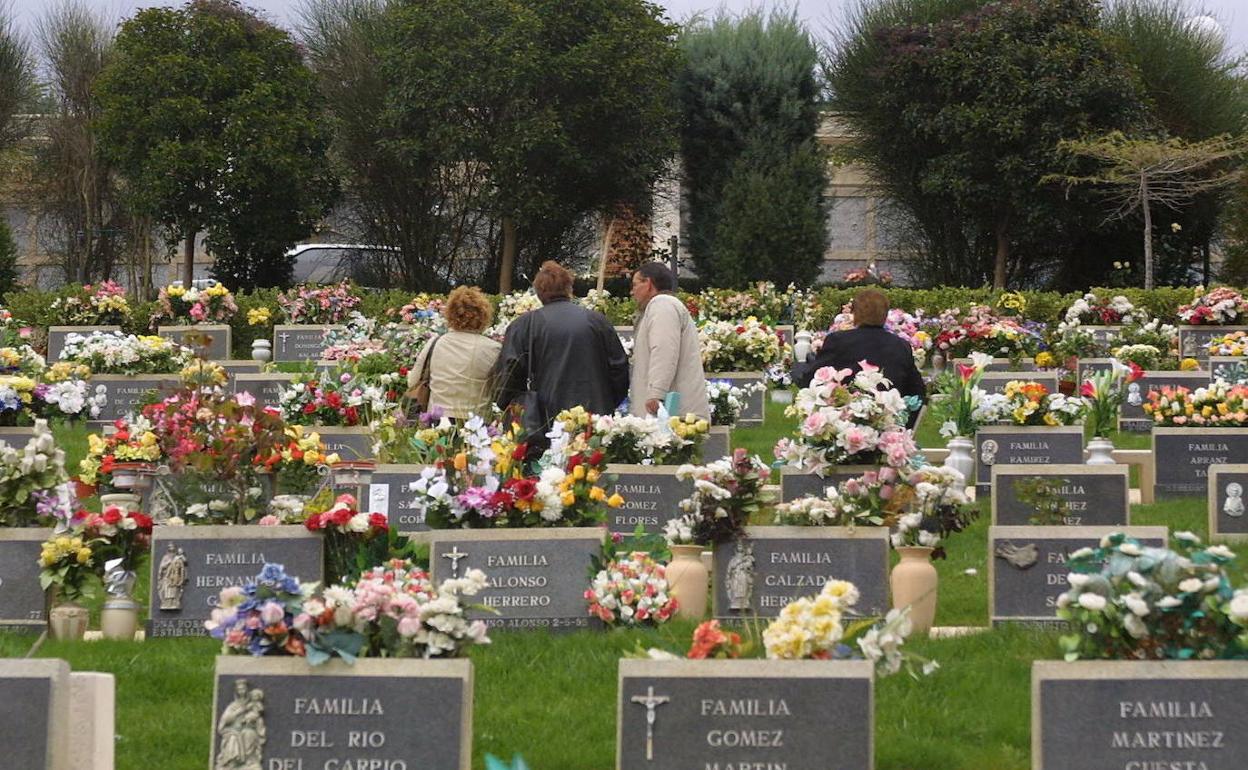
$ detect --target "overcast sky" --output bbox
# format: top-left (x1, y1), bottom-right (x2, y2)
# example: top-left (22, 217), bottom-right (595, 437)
top-left (7, 0), bottom-right (1245, 56)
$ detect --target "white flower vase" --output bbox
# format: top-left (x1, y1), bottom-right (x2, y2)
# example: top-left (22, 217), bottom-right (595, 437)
top-left (1086, 436), bottom-right (1116, 465)
top-left (251, 338), bottom-right (272, 363)
top-left (943, 436), bottom-right (975, 486)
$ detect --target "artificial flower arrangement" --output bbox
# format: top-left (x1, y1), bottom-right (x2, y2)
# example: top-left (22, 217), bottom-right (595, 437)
top-left (1110, 343), bottom-right (1164, 370)
top-left (206, 560), bottom-right (491, 663)
top-left (556, 408), bottom-right (709, 466)
top-left (49, 281), bottom-right (130, 325)
top-left (773, 362), bottom-right (917, 475)
top-left (321, 311), bottom-right (431, 366)
top-left (277, 281), bottom-right (362, 324)
top-left (1081, 360), bottom-right (1143, 437)
top-left (253, 423), bottom-right (339, 496)
top-left (827, 305), bottom-right (932, 367)
top-left (1207, 330), bottom-right (1248, 357)
top-left (706, 379), bottom-right (765, 426)
top-left (585, 551), bottom-right (678, 627)
top-left (1062, 292), bottom-right (1142, 326)
top-left (79, 504), bottom-right (154, 574)
top-left (247, 307), bottom-right (272, 326)
top-left (58, 331), bottom-right (192, 375)
top-left (489, 291), bottom-right (543, 338)
top-left (303, 493), bottom-right (389, 584)
top-left (38, 531), bottom-right (99, 603)
top-left (578, 288), bottom-right (613, 315)
top-left (391, 292), bottom-right (447, 325)
top-left (696, 282), bottom-right (796, 326)
top-left (0, 420), bottom-right (70, 526)
top-left (78, 415), bottom-right (164, 493)
top-left (932, 352), bottom-right (992, 439)
top-left (699, 317), bottom-right (783, 373)
top-left (929, 304), bottom-right (1041, 362)
top-left (1056, 532), bottom-right (1248, 661)
top-left (972, 380), bottom-right (1086, 427)
top-left (1142, 380), bottom-right (1248, 427)
top-left (0, 308), bottom-right (34, 348)
top-left (278, 364), bottom-right (402, 427)
top-left (0, 349), bottom-right (105, 425)
top-left (668, 449), bottom-right (770, 546)
top-left (1177, 286), bottom-right (1248, 325)
top-left (843, 262), bottom-right (893, 286)
top-left (150, 281), bottom-right (238, 325)
top-left (1118, 317), bottom-right (1179, 352)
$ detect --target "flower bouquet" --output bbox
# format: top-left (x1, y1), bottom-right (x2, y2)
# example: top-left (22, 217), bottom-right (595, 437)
top-left (254, 424), bottom-right (338, 495)
top-left (0, 420), bottom-right (69, 526)
top-left (79, 416), bottom-right (164, 493)
top-left (80, 505), bottom-right (154, 575)
top-left (38, 531), bottom-right (99, 603)
top-left (1110, 343), bottom-right (1164, 370)
top-left (1178, 287), bottom-right (1248, 325)
top-left (206, 563), bottom-right (310, 656)
top-left (278, 368), bottom-right (400, 427)
top-left (1056, 532), bottom-right (1248, 661)
top-left (392, 293), bottom-right (447, 325)
top-left (699, 317), bottom-right (782, 372)
top-left (672, 449), bottom-right (770, 545)
top-left (151, 282), bottom-right (238, 325)
top-left (706, 379), bottom-right (764, 427)
top-left (49, 282), bottom-right (130, 325)
top-left (277, 281), bottom-right (362, 324)
top-left (773, 362), bottom-right (916, 475)
top-left (0, 372), bottom-right (106, 425)
top-left (0, 309), bottom-right (34, 348)
top-left (563, 411), bottom-right (709, 466)
top-left (303, 494), bottom-right (389, 584)
top-left (974, 380), bottom-right (1085, 426)
top-left (59, 331), bottom-right (192, 375)
top-left (1143, 381), bottom-right (1248, 427)
top-left (933, 353), bottom-right (991, 439)
top-left (1063, 292), bottom-right (1142, 326)
top-left (1207, 330), bottom-right (1248, 357)
top-left (930, 304), bottom-right (1041, 362)
top-left (1081, 361), bottom-right (1143, 437)
top-left (585, 551), bottom-right (678, 627)
top-left (686, 620), bottom-right (745, 659)
top-left (489, 291), bottom-right (543, 338)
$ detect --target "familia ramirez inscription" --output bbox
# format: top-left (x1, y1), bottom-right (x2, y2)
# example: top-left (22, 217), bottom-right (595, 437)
top-left (975, 426), bottom-right (1084, 494)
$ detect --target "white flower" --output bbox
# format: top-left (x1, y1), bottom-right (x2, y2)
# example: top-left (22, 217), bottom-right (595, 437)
top-left (1123, 593), bottom-right (1150, 617)
top-left (1123, 612), bottom-right (1149, 639)
top-left (1066, 573), bottom-right (1091, 587)
top-left (1206, 545), bottom-right (1236, 560)
top-left (1156, 596), bottom-right (1183, 609)
top-left (1178, 578), bottom-right (1204, 594)
top-left (1077, 593), bottom-right (1107, 611)
top-left (1228, 591), bottom-right (1248, 621)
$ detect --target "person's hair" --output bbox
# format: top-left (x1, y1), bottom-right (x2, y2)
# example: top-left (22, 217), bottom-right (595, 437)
top-left (635, 262), bottom-right (675, 292)
top-left (444, 286), bottom-right (493, 332)
top-left (852, 288), bottom-right (889, 326)
top-left (533, 260), bottom-right (574, 304)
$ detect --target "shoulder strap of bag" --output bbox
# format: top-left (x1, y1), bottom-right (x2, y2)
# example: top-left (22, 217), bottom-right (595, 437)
top-left (419, 334), bottom-right (442, 385)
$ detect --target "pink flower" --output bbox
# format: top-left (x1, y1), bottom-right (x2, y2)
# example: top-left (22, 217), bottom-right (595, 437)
top-left (879, 484), bottom-right (894, 500)
top-left (803, 411), bottom-right (828, 434)
top-left (260, 601), bottom-right (284, 626)
top-left (257, 515), bottom-right (280, 526)
top-left (235, 391), bottom-right (256, 407)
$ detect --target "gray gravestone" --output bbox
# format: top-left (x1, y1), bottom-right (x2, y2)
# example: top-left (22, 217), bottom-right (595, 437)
top-left (147, 525), bottom-right (323, 638)
top-left (974, 426), bottom-right (1084, 494)
top-left (47, 325), bottom-right (120, 362)
top-left (314, 427), bottom-right (376, 461)
top-left (233, 373), bottom-right (296, 410)
top-left (89, 375), bottom-right (181, 423)
top-left (215, 361), bottom-right (261, 387)
top-left (0, 659), bottom-right (70, 770)
top-left (213, 657), bottom-right (472, 770)
top-left (617, 658), bottom-right (873, 770)
top-left (428, 528), bottom-right (601, 631)
top-left (1120, 371), bottom-right (1212, 431)
top-left (1153, 428), bottom-right (1248, 497)
top-left (992, 465), bottom-right (1130, 526)
top-left (1210, 356), bottom-right (1248, 384)
top-left (706, 372), bottom-right (765, 425)
top-left (779, 466), bottom-right (879, 502)
top-left (0, 426), bottom-right (36, 449)
top-left (989, 525), bottom-right (1166, 625)
top-left (952, 357), bottom-right (1036, 373)
top-left (977, 371), bottom-right (1060, 396)
top-left (1033, 660), bottom-right (1248, 770)
top-left (1086, 326), bottom-right (1123, 347)
top-left (703, 426), bottom-right (730, 462)
top-left (367, 464), bottom-right (431, 534)
top-left (1074, 358), bottom-right (1117, 384)
top-left (156, 325), bottom-right (232, 361)
top-left (0, 529), bottom-right (51, 631)
top-left (272, 325), bottom-right (342, 363)
top-left (1209, 464), bottom-right (1248, 541)
top-left (712, 526), bottom-right (890, 619)
top-left (1177, 325), bottom-right (1248, 360)
top-left (607, 465), bottom-right (694, 534)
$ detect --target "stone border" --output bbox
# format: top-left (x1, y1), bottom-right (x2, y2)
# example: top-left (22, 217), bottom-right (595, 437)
top-left (0, 658), bottom-right (69, 770)
top-left (990, 464), bottom-right (1130, 526)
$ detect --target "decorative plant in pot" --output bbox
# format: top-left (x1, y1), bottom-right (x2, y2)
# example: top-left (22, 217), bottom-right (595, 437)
top-left (302, 493), bottom-right (390, 585)
top-left (584, 549), bottom-right (679, 628)
top-left (80, 504), bottom-right (154, 639)
top-left (554, 407), bottom-right (710, 466)
top-left (0, 419), bottom-right (72, 527)
top-left (1080, 360), bottom-right (1143, 463)
top-left (78, 415), bottom-right (165, 511)
top-left (38, 530), bottom-right (99, 640)
top-left (932, 351), bottom-right (994, 482)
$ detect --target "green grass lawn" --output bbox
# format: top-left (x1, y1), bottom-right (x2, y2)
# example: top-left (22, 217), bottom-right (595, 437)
top-left (2, 405), bottom-right (1231, 769)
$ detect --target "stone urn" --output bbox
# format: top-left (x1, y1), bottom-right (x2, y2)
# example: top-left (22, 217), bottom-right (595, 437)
top-left (666, 544), bottom-right (710, 621)
top-left (1086, 436), bottom-right (1116, 465)
top-left (251, 338), bottom-right (272, 363)
top-left (98, 493), bottom-right (141, 513)
top-left (890, 546), bottom-right (938, 634)
top-left (100, 562), bottom-right (139, 641)
top-left (48, 602), bottom-right (89, 641)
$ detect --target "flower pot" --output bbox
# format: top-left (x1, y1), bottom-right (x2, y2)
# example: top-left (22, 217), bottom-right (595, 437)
top-left (100, 598), bottom-right (140, 641)
top-left (942, 436), bottom-right (974, 486)
top-left (890, 546), bottom-right (938, 634)
top-left (99, 493), bottom-right (141, 513)
top-left (1086, 436), bottom-right (1116, 465)
top-left (666, 544), bottom-right (709, 621)
top-left (48, 602), bottom-right (89, 641)
top-left (73, 478), bottom-right (97, 501)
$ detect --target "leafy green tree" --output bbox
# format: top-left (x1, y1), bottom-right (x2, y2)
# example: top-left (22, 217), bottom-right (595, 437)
top-left (0, 219), bottom-right (19, 296)
top-left (95, 0), bottom-right (335, 289)
top-left (827, 0), bottom-right (1146, 287)
top-left (0, 4), bottom-right (35, 152)
top-left (677, 9), bottom-right (827, 288)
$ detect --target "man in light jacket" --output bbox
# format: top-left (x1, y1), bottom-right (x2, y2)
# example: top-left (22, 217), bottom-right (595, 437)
top-left (628, 262), bottom-right (710, 420)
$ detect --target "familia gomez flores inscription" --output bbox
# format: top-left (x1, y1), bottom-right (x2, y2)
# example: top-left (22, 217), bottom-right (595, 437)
top-left (428, 528), bottom-right (601, 631)
top-left (1153, 428), bottom-right (1248, 497)
top-left (975, 426), bottom-right (1084, 493)
top-left (617, 658), bottom-right (873, 770)
top-left (213, 657), bottom-right (472, 770)
top-left (607, 465), bottom-right (694, 534)
top-left (147, 526), bottom-right (323, 638)
top-left (1032, 660), bottom-right (1248, 770)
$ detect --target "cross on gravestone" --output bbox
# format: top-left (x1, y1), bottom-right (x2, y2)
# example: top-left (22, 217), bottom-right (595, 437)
top-left (442, 546), bottom-right (467, 578)
top-left (279, 332), bottom-right (290, 354)
top-left (630, 686), bottom-right (670, 761)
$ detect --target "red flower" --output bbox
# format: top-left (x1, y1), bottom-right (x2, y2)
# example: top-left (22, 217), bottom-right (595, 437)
top-left (368, 513), bottom-right (388, 531)
top-left (304, 515), bottom-right (323, 531)
top-left (512, 443), bottom-right (527, 461)
top-left (956, 363), bottom-right (976, 382)
top-left (589, 450), bottom-right (605, 467)
top-left (1079, 381), bottom-right (1096, 398)
top-left (101, 507), bottom-right (123, 526)
top-left (508, 478), bottom-right (537, 501)
top-left (1127, 362), bottom-right (1144, 382)
top-left (130, 512), bottom-right (154, 531)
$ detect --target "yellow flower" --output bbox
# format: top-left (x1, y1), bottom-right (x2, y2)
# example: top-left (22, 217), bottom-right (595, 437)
top-left (247, 307), bottom-right (272, 326)
top-left (453, 452), bottom-right (468, 471)
top-left (589, 486), bottom-right (606, 502)
top-left (167, 285), bottom-right (187, 298)
top-left (695, 419), bottom-right (709, 433)
top-left (572, 464), bottom-right (586, 481)
top-left (1034, 352), bottom-right (1056, 368)
top-left (587, 469), bottom-right (600, 484)
top-left (304, 450), bottom-right (321, 465)
top-left (76, 548), bottom-right (92, 565)
top-left (325, 453), bottom-right (341, 465)
top-left (607, 493), bottom-right (624, 508)
top-left (1180, 358), bottom-right (1199, 371)
top-left (561, 491), bottom-right (576, 507)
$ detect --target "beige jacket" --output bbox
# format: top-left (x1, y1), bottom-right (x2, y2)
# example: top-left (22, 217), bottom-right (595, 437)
top-left (408, 331), bottom-right (502, 419)
top-left (629, 293), bottom-right (710, 420)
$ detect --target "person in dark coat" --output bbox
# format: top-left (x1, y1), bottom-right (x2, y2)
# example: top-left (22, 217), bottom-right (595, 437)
top-left (494, 261), bottom-right (630, 452)
top-left (792, 288), bottom-right (926, 428)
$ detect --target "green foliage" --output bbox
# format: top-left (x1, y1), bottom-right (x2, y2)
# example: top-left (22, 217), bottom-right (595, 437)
top-left (95, 0), bottom-right (336, 291)
top-left (0, 218), bottom-right (19, 297)
top-left (0, 4), bottom-right (35, 152)
top-left (677, 9), bottom-right (827, 288)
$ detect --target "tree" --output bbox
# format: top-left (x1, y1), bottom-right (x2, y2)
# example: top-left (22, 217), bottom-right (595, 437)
top-left (95, 0), bottom-right (336, 289)
top-left (677, 9), bottom-right (828, 288)
top-left (827, 0), bottom-right (1146, 287)
top-left (1047, 132), bottom-right (1247, 289)
top-left (0, 2), bottom-right (35, 153)
top-left (0, 218), bottom-right (19, 296)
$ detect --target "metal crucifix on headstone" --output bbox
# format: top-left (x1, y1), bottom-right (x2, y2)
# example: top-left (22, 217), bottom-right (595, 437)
top-left (630, 685), bottom-right (670, 761)
top-left (442, 546), bottom-right (467, 578)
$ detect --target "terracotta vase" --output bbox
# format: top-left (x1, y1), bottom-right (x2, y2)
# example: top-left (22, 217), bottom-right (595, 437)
top-left (48, 602), bottom-right (90, 641)
top-left (666, 545), bottom-right (709, 621)
top-left (890, 546), bottom-right (938, 634)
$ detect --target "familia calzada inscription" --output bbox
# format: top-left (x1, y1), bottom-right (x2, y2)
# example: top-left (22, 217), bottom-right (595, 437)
top-left (1032, 660), bottom-right (1248, 770)
top-left (1153, 428), bottom-right (1248, 497)
top-left (991, 465), bottom-right (1130, 526)
top-left (711, 527), bottom-right (890, 620)
top-left (428, 528), bottom-right (601, 631)
top-left (975, 426), bottom-right (1084, 494)
top-left (212, 657), bottom-right (473, 770)
top-left (147, 526), bottom-right (322, 638)
top-left (607, 465), bottom-right (694, 534)
top-left (617, 658), bottom-right (873, 770)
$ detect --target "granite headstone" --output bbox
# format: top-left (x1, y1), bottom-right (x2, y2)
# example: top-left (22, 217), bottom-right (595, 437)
top-left (0, 658), bottom-right (70, 770)
top-left (978, 371), bottom-right (1060, 396)
top-left (1208, 464), bottom-right (1248, 541)
top-left (703, 426), bottom-right (731, 462)
top-left (706, 372), bottom-right (766, 425)
top-left (233, 373), bottom-right (296, 410)
top-left (778, 466), bottom-right (879, 502)
top-left (366, 464), bottom-right (431, 534)
top-left (1074, 358), bottom-right (1117, 384)
top-left (47, 325), bottom-right (120, 362)
top-left (974, 426), bottom-right (1085, 494)
top-left (156, 325), bottom-right (232, 361)
top-left (952, 357), bottom-right (1036, 373)
top-left (992, 465), bottom-right (1130, 526)
top-left (1153, 427), bottom-right (1248, 497)
top-left (1120, 370), bottom-right (1212, 431)
top-left (0, 528), bottom-right (51, 631)
top-left (1177, 325), bottom-right (1248, 361)
top-left (607, 465), bottom-right (695, 534)
top-left (314, 426), bottom-right (376, 461)
top-left (272, 325), bottom-right (343, 363)
top-left (89, 375), bottom-right (181, 423)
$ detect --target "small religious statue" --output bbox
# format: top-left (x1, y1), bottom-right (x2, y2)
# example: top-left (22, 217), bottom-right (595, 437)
top-left (157, 544), bottom-right (189, 611)
top-left (725, 540), bottom-right (756, 612)
top-left (1126, 382), bottom-right (1143, 407)
top-left (1225, 483), bottom-right (1245, 518)
top-left (216, 679), bottom-right (266, 770)
top-left (979, 439), bottom-right (998, 467)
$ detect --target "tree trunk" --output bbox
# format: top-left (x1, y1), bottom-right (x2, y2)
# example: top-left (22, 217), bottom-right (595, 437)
top-left (183, 229), bottom-right (196, 287)
top-left (993, 218), bottom-right (1009, 289)
top-left (596, 216), bottom-right (616, 291)
top-left (499, 217), bottom-right (516, 294)
top-left (1141, 180), bottom-right (1154, 290)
